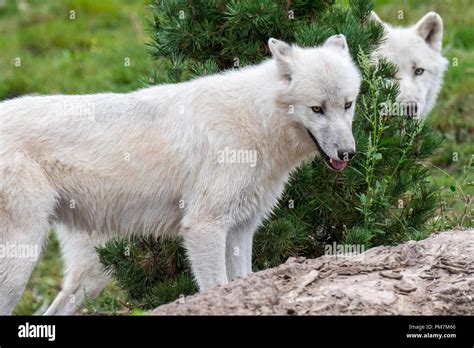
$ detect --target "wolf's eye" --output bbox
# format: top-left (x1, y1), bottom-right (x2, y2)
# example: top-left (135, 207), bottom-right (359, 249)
top-left (414, 68), bottom-right (424, 76)
top-left (311, 106), bottom-right (324, 114)
top-left (344, 101), bottom-right (353, 110)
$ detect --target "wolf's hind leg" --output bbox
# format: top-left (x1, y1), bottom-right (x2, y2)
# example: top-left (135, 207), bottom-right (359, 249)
top-left (0, 221), bottom-right (50, 315)
top-left (44, 226), bottom-right (110, 315)
top-left (0, 154), bottom-right (56, 315)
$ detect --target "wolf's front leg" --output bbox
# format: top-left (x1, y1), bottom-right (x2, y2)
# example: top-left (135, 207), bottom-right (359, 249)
top-left (180, 220), bottom-right (228, 291)
top-left (225, 218), bottom-right (259, 281)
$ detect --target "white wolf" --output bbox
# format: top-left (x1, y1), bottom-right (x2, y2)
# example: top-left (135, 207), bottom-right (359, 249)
top-left (370, 11), bottom-right (448, 119)
top-left (0, 35), bottom-right (361, 315)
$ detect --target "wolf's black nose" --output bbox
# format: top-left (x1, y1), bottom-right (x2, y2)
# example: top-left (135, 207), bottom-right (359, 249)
top-left (338, 150), bottom-right (355, 161)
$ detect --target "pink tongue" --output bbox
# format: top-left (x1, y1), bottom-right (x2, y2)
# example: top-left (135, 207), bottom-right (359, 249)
top-left (330, 159), bottom-right (347, 170)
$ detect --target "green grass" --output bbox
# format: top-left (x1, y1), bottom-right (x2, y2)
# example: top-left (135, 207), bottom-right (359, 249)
top-left (0, 0), bottom-right (155, 98)
top-left (1, 0), bottom-right (472, 315)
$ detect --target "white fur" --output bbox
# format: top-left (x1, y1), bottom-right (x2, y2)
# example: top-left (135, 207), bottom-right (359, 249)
top-left (0, 35), bottom-right (360, 315)
top-left (371, 11), bottom-right (448, 118)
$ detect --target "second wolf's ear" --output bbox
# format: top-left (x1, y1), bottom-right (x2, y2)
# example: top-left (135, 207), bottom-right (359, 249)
top-left (323, 34), bottom-right (349, 53)
top-left (414, 12), bottom-right (444, 51)
top-left (369, 11), bottom-right (384, 25)
top-left (268, 38), bottom-right (294, 81)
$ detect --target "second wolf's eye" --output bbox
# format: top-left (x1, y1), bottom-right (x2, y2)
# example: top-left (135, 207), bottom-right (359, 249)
top-left (311, 106), bottom-right (324, 114)
top-left (414, 68), bottom-right (424, 76)
top-left (344, 101), bottom-right (353, 110)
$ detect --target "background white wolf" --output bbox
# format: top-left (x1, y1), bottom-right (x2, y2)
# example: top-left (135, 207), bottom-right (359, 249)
top-left (371, 11), bottom-right (448, 119)
top-left (0, 34), bottom-right (361, 315)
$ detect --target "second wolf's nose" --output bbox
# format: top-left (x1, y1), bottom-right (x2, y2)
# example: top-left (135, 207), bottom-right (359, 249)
top-left (338, 150), bottom-right (355, 161)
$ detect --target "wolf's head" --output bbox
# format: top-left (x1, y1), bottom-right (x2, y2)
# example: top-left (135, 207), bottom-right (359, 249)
top-left (269, 35), bottom-right (361, 172)
top-left (371, 12), bottom-right (448, 119)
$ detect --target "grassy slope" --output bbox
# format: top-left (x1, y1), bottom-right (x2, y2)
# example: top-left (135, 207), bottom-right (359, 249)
top-left (0, 0), bottom-right (154, 97)
top-left (0, 0), bottom-right (471, 314)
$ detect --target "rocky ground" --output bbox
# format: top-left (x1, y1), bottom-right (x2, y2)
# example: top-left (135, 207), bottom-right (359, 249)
top-left (153, 229), bottom-right (473, 315)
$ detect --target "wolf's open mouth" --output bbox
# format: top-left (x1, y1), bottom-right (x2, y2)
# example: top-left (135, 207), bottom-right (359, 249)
top-left (306, 129), bottom-right (347, 172)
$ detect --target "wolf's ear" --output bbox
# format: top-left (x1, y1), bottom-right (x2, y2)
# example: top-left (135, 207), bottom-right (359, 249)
top-left (369, 11), bottom-right (384, 25)
top-left (414, 12), bottom-right (443, 51)
top-left (323, 34), bottom-right (349, 52)
top-left (268, 38), bottom-right (294, 81)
